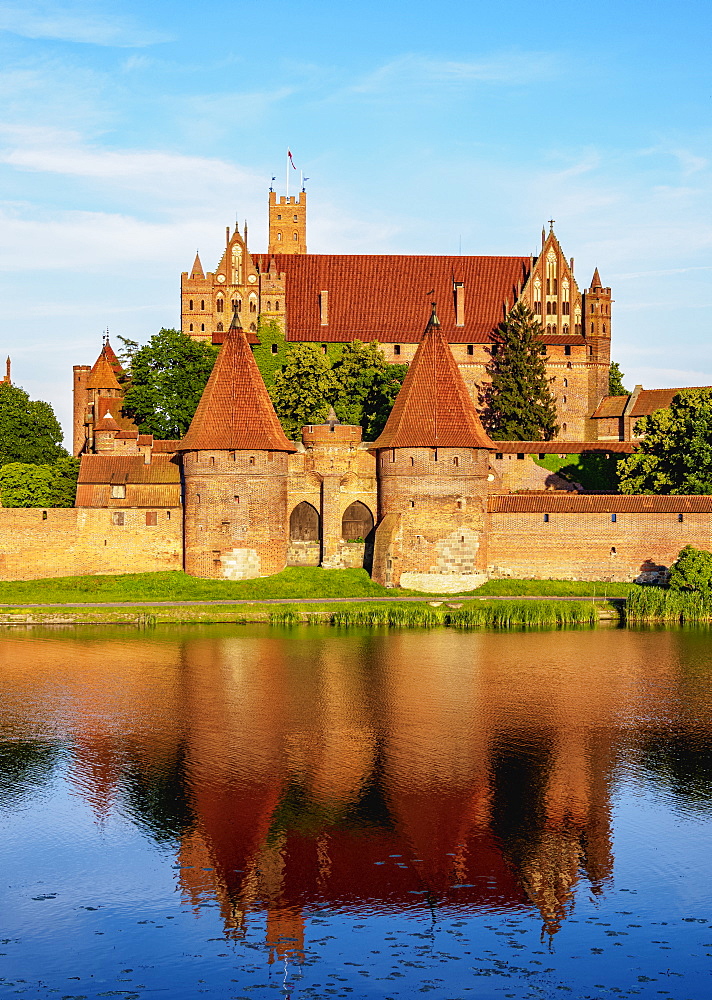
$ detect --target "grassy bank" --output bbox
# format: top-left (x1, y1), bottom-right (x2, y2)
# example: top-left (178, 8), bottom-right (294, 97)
top-left (0, 598), bottom-right (616, 629)
top-left (0, 567), bottom-right (633, 605)
top-left (626, 587), bottom-right (712, 623)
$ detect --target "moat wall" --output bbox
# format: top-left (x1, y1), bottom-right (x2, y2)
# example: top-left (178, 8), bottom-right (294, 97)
top-left (0, 508), bottom-right (182, 581)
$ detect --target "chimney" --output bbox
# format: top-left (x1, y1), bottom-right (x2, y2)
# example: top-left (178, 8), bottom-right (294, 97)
top-left (319, 290), bottom-right (329, 327)
top-left (454, 282), bottom-right (464, 327)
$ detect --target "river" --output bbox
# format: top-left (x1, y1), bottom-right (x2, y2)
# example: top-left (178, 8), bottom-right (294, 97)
top-left (1, 623), bottom-right (711, 999)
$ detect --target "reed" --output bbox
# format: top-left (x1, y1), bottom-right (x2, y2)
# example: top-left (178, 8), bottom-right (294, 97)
top-left (326, 600), bottom-right (598, 629)
top-left (626, 587), bottom-right (712, 623)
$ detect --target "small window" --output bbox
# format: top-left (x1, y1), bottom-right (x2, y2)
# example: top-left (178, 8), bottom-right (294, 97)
top-left (321, 344), bottom-right (327, 354)
top-left (42, 510), bottom-right (47, 520)
top-left (196, 494), bottom-right (200, 504)
top-left (216, 299), bottom-right (223, 312)
top-left (112, 511), bottom-right (125, 526)
top-left (467, 344), bottom-right (474, 355)
top-left (591, 322), bottom-right (595, 334)
top-left (409, 500), bottom-right (415, 508)
top-left (564, 345), bottom-right (571, 356)
top-left (562, 422), bottom-right (567, 431)
top-left (201, 323), bottom-right (205, 331)
top-left (517, 453), bottom-right (525, 460)
top-left (166, 510), bottom-right (171, 520)
top-left (111, 484), bottom-right (126, 499)
top-left (563, 378), bottom-right (568, 387)
top-left (249, 456), bottom-right (255, 465)
top-left (200, 300), bottom-right (205, 310)
top-left (610, 546), bottom-right (617, 555)
top-left (210, 456), bottom-right (215, 465)
top-left (495, 452), bottom-right (503, 460)
top-left (275, 300), bottom-right (280, 310)
top-left (189, 300), bottom-right (194, 310)
top-left (391, 449), bottom-right (396, 463)
top-left (293, 232), bottom-right (298, 241)
top-left (543, 513), bottom-right (549, 523)
top-left (277, 213), bottom-right (282, 220)
top-left (250, 301), bottom-right (256, 313)
top-left (611, 513), bottom-right (617, 523)
top-left (563, 395), bottom-right (567, 404)
top-left (267, 301), bottom-right (272, 311)
top-left (410, 456), bottom-right (415, 466)
top-left (453, 456), bottom-right (459, 467)
top-left (234, 495), bottom-right (240, 503)
top-left (277, 232), bottom-right (282, 241)
top-left (393, 344), bottom-right (401, 356)
top-left (271, 344), bottom-right (278, 354)
top-left (189, 323), bottom-right (193, 332)
top-left (217, 322), bottom-right (223, 332)
top-left (146, 511), bottom-right (158, 526)
top-left (293, 214), bottom-right (298, 222)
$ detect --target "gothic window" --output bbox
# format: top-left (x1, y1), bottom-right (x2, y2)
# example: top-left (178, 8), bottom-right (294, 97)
top-left (250, 300), bottom-right (257, 313)
top-left (534, 301), bottom-right (542, 314)
top-left (217, 322), bottom-right (223, 332)
top-left (546, 301), bottom-right (552, 315)
top-left (267, 301), bottom-right (272, 311)
top-left (201, 324), bottom-right (205, 331)
top-left (201, 300), bottom-right (205, 310)
top-left (216, 298), bottom-right (224, 312)
top-left (293, 232), bottom-right (299, 241)
top-left (563, 378), bottom-right (568, 387)
top-left (603, 324), bottom-right (607, 333)
top-left (563, 323), bottom-right (569, 334)
top-left (551, 301), bottom-right (557, 315)
top-left (277, 232), bottom-right (282, 241)
top-left (189, 300), bottom-right (193, 310)
top-left (189, 323), bottom-right (193, 331)
top-left (275, 300), bottom-right (280, 310)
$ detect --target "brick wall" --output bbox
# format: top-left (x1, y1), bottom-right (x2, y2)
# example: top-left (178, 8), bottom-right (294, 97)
top-left (487, 510), bottom-right (710, 583)
top-left (0, 508), bottom-right (182, 581)
top-left (182, 450), bottom-right (290, 579)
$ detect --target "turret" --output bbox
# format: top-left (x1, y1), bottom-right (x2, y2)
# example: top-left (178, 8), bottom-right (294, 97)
top-left (178, 321), bottom-right (296, 579)
top-left (584, 267), bottom-right (613, 417)
top-left (372, 304), bottom-right (495, 591)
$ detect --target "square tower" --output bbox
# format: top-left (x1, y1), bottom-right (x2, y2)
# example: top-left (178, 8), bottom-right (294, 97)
top-left (268, 191), bottom-right (307, 255)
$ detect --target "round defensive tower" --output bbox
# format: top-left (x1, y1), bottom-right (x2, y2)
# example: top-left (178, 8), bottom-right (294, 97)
top-left (372, 305), bottom-right (495, 590)
top-left (178, 325), bottom-right (296, 579)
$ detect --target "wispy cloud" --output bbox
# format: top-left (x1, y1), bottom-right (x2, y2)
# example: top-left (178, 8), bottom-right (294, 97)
top-left (349, 51), bottom-right (560, 95)
top-left (0, 1), bottom-right (170, 47)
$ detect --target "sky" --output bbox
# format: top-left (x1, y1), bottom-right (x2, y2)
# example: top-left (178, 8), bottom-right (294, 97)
top-left (0, 0), bottom-right (710, 442)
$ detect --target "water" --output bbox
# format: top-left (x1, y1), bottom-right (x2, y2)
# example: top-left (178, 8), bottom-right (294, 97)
top-left (1, 624), bottom-right (712, 999)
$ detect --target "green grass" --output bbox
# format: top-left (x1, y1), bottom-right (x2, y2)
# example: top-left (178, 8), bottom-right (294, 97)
top-left (0, 566), bottom-right (636, 605)
top-left (533, 452), bottom-right (621, 491)
top-left (626, 587), bottom-right (712, 623)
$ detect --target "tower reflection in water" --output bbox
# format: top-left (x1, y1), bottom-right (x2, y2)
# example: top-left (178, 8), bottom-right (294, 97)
top-left (3, 625), bottom-right (710, 958)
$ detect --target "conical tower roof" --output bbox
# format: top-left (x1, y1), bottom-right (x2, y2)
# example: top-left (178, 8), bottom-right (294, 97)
top-left (373, 305), bottom-right (495, 450)
top-left (590, 267), bottom-right (603, 290)
top-left (86, 346), bottom-right (122, 391)
top-left (94, 407), bottom-right (121, 431)
top-left (191, 252), bottom-right (205, 279)
top-left (179, 325), bottom-right (296, 452)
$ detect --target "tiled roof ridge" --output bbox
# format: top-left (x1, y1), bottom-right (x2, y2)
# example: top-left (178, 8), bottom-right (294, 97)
top-left (179, 325), bottom-right (296, 452)
top-left (489, 493), bottom-right (712, 513)
top-left (373, 308), bottom-right (495, 451)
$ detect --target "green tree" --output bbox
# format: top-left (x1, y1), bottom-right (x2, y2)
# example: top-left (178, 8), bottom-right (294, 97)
top-left (331, 341), bottom-right (408, 440)
top-left (269, 344), bottom-right (341, 438)
top-left (609, 361), bottom-right (628, 396)
top-left (121, 329), bottom-right (218, 439)
top-left (0, 383), bottom-right (67, 466)
top-left (0, 463), bottom-right (54, 507)
top-left (617, 388), bottom-right (712, 494)
top-left (0, 457), bottom-right (80, 508)
top-left (668, 545), bottom-right (712, 595)
top-left (483, 302), bottom-right (559, 441)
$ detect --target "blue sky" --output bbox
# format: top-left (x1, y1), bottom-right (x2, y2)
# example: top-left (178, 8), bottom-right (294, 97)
top-left (0, 0), bottom-right (710, 440)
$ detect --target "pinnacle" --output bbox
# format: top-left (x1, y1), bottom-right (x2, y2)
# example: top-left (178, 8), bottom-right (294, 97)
top-left (591, 267), bottom-right (603, 289)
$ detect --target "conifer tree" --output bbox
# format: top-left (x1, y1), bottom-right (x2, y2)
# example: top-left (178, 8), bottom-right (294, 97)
top-left (608, 361), bottom-right (628, 396)
top-left (483, 302), bottom-right (559, 441)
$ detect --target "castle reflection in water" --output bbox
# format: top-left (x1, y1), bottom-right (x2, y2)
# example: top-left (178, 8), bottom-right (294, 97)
top-left (2, 626), bottom-right (711, 960)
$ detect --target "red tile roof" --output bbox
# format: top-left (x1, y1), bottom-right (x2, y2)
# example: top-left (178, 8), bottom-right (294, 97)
top-left (489, 493), bottom-right (712, 513)
top-left (373, 307), bottom-right (495, 450)
top-left (592, 387), bottom-right (712, 421)
top-left (254, 254), bottom-right (531, 344)
top-left (493, 441), bottom-right (635, 454)
top-left (86, 347), bottom-right (122, 391)
top-left (94, 395), bottom-right (137, 434)
top-left (152, 439), bottom-right (181, 453)
top-left (78, 454), bottom-right (180, 484)
top-left (94, 408), bottom-right (121, 432)
top-left (179, 326), bottom-right (296, 452)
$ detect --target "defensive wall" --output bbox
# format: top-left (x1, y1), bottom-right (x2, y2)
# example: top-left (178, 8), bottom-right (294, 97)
top-left (0, 508), bottom-right (182, 582)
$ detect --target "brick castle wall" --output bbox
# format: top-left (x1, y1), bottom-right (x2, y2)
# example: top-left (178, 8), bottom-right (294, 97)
top-left (0, 508), bottom-right (182, 581)
top-left (182, 450), bottom-right (290, 579)
top-left (487, 510), bottom-right (710, 583)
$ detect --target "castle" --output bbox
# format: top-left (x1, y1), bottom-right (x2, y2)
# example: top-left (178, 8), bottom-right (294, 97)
top-left (1, 187), bottom-right (710, 587)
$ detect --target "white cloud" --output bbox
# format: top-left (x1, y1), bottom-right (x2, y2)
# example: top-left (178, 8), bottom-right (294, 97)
top-left (0, 1), bottom-right (170, 47)
top-left (349, 51), bottom-right (560, 96)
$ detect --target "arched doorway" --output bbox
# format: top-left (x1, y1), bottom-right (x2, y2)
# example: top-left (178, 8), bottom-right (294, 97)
top-left (341, 501), bottom-right (374, 540)
top-left (288, 501), bottom-right (321, 566)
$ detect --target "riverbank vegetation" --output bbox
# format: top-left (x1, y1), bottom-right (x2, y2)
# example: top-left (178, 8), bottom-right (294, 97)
top-left (0, 567), bottom-right (634, 606)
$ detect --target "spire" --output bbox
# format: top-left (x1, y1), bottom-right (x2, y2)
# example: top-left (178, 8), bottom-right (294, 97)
top-left (179, 326), bottom-right (296, 452)
top-left (373, 306), bottom-right (495, 450)
top-left (590, 267), bottom-right (603, 290)
top-left (325, 405), bottom-right (339, 427)
top-left (86, 344), bottom-right (122, 391)
top-left (3, 356), bottom-right (10, 384)
top-left (191, 252), bottom-right (205, 280)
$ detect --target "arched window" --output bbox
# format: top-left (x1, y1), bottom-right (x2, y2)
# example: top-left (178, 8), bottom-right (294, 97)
top-left (591, 322), bottom-right (595, 333)
top-left (189, 299), bottom-right (194, 310)
top-left (189, 323), bottom-right (193, 331)
top-left (216, 298), bottom-right (224, 313)
top-left (217, 322), bottom-right (223, 332)
top-left (551, 301), bottom-right (557, 314)
top-left (290, 501), bottom-right (320, 541)
top-left (267, 301), bottom-right (272, 311)
top-left (563, 378), bottom-right (568, 387)
top-left (562, 423), bottom-right (567, 431)
top-left (201, 300), bottom-right (205, 310)
top-left (275, 300), bottom-right (280, 310)
top-left (293, 231), bottom-right (299, 240)
top-left (277, 232), bottom-right (282, 241)
top-left (201, 323), bottom-right (205, 331)
top-left (603, 323), bottom-right (607, 333)
top-left (546, 301), bottom-right (552, 315)
top-left (563, 324), bottom-right (569, 334)
top-left (342, 501), bottom-right (374, 541)
top-left (534, 301), bottom-right (542, 314)
top-left (250, 300), bottom-right (257, 313)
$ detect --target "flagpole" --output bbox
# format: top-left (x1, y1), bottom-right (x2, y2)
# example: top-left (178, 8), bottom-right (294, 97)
top-left (286, 150), bottom-right (289, 200)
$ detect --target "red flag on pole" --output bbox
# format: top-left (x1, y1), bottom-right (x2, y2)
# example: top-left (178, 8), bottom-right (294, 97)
top-left (288, 149), bottom-right (296, 169)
